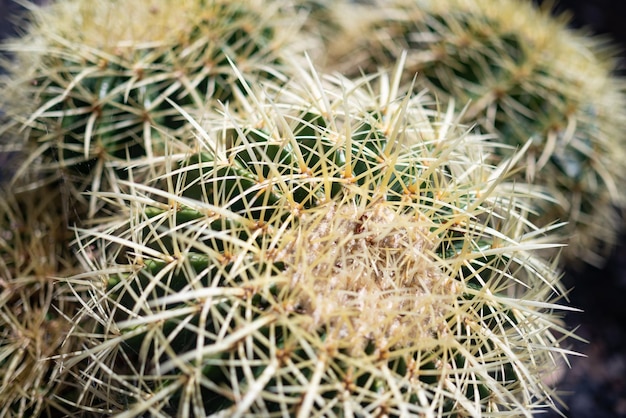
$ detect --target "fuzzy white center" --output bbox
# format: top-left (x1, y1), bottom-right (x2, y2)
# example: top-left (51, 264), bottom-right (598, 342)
top-left (279, 201), bottom-right (459, 352)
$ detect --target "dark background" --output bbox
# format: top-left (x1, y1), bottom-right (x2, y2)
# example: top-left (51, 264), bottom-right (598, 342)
top-left (0, 0), bottom-right (29, 41)
top-left (534, 0), bottom-right (626, 76)
top-left (1, 0), bottom-right (626, 417)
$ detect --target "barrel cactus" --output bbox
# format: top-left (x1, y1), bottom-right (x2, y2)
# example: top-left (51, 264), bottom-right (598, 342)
top-left (0, 186), bottom-right (78, 417)
top-left (314, 0), bottom-right (626, 265)
top-left (60, 63), bottom-right (574, 417)
top-left (0, 0), bottom-right (307, 217)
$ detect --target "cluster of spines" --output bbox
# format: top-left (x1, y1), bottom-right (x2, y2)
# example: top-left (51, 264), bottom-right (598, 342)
top-left (0, 1), bottom-right (306, 414)
top-left (0, 186), bottom-right (79, 417)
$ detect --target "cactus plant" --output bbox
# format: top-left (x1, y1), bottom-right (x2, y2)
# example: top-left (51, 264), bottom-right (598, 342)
top-left (0, 0), bottom-right (307, 218)
top-left (58, 63), bottom-right (575, 417)
top-left (314, 0), bottom-right (626, 266)
top-left (0, 186), bottom-right (79, 417)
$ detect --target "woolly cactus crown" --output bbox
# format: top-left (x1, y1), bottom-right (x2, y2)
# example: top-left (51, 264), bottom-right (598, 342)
top-left (60, 61), bottom-right (574, 417)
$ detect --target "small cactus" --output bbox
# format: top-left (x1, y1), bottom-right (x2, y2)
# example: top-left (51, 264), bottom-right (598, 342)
top-left (61, 64), bottom-right (574, 417)
top-left (0, 0), bottom-right (306, 217)
top-left (316, 0), bottom-right (626, 265)
top-left (0, 186), bottom-right (78, 417)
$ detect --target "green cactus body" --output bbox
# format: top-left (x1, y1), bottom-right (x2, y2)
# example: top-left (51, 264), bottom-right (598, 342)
top-left (64, 65), bottom-right (573, 417)
top-left (0, 0), bottom-right (305, 217)
top-left (319, 0), bottom-right (626, 265)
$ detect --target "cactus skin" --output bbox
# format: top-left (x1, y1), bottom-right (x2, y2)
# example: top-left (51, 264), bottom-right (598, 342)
top-left (318, 0), bottom-right (626, 266)
top-left (0, 0), bottom-right (304, 217)
top-left (63, 65), bottom-right (574, 417)
top-left (0, 187), bottom-right (79, 417)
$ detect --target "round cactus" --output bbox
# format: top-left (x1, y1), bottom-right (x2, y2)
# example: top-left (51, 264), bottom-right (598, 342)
top-left (0, 0), bottom-right (307, 217)
top-left (314, 0), bottom-right (626, 266)
top-left (61, 64), bottom-right (574, 416)
top-left (0, 186), bottom-right (79, 417)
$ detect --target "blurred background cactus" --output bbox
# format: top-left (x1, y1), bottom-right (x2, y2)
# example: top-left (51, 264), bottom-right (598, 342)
top-left (312, 0), bottom-right (626, 267)
top-left (0, 0), bottom-right (308, 218)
